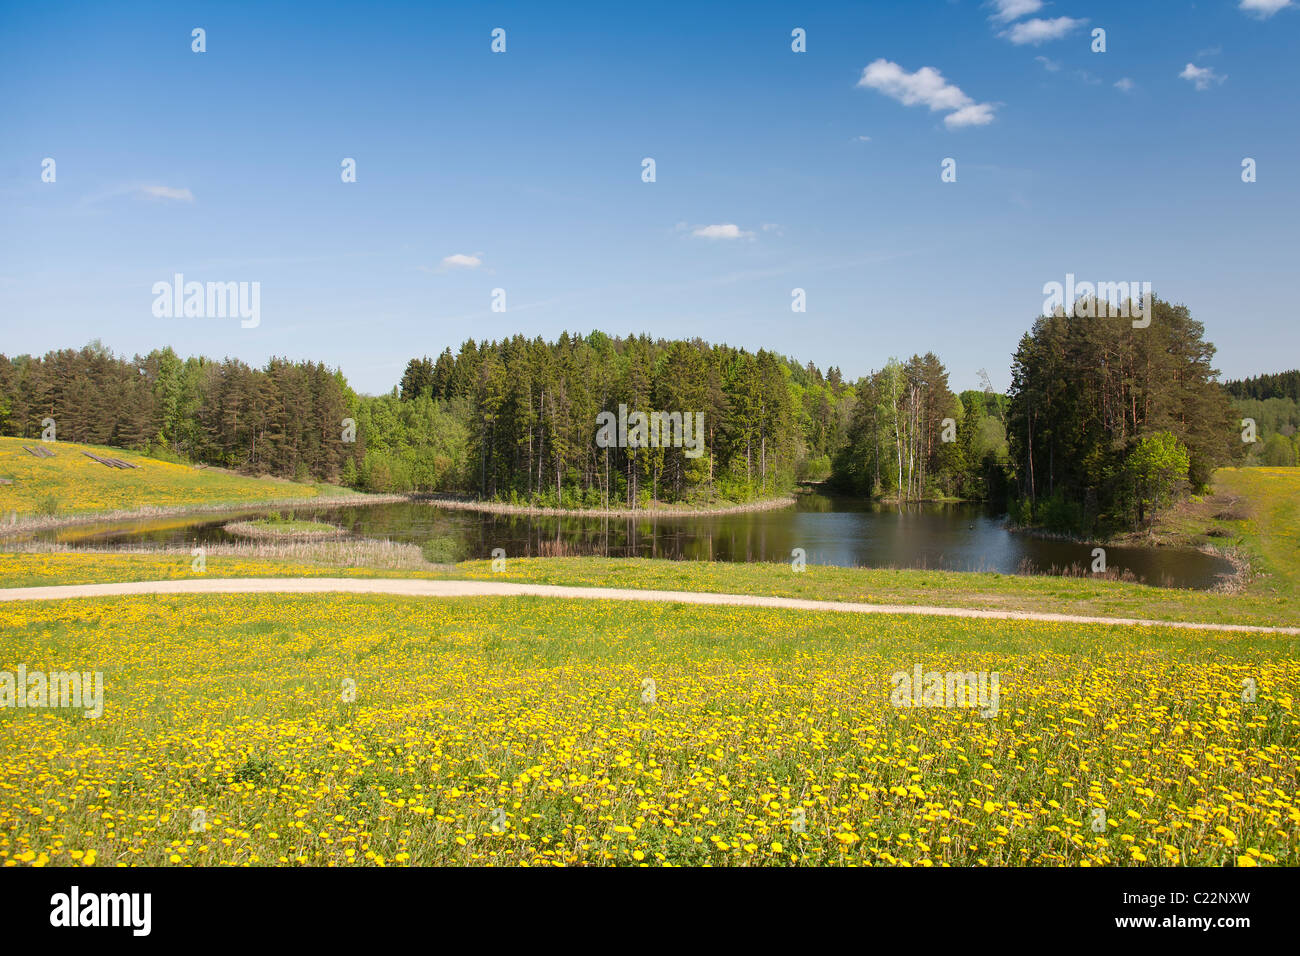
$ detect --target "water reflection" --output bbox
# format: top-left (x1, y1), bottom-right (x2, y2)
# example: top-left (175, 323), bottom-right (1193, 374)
top-left (38, 492), bottom-right (1234, 589)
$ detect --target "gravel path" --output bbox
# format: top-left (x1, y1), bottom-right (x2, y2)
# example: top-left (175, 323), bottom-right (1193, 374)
top-left (1, 577), bottom-right (1295, 634)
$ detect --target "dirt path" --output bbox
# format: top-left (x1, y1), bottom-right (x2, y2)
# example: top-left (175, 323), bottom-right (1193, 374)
top-left (1, 577), bottom-right (1295, 634)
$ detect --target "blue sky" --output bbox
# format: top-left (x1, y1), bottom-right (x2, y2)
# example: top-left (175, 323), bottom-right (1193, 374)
top-left (1, 0), bottom-right (1297, 394)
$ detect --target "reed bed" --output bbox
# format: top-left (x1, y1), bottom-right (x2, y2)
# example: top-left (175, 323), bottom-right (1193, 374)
top-left (3, 537), bottom-right (439, 571)
top-left (0, 493), bottom-right (413, 536)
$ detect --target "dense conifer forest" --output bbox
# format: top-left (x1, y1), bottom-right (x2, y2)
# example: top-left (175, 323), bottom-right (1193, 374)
top-left (2, 299), bottom-right (1288, 529)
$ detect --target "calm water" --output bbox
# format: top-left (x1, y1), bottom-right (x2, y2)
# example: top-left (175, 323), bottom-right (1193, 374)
top-left (40, 493), bottom-right (1234, 589)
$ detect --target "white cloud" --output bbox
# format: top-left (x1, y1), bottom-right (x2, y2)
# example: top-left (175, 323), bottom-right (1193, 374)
top-left (1002, 16), bottom-right (1087, 45)
top-left (136, 185), bottom-right (193, 202)
top-left (989, 0), bottom-right (1044, 21)
top-left (857, 59), bottom-right (997, 128)
top-left (854, 134), bottom-right (872, 142)
top-left (440, 253), bottom-right (482, 269)
top-left (692, 224), bottom-right (754, 240)
top-left (858, 59), bottom-right (969, 110)
top-left (1034, 55), bottom-right (1062, 72)
top-left (1239, 0), bottom-right (1292, 17)
top-left (945, 103), bottom-right (997, 128)
top-left (1180, 63), bottom-right (1226, 90)
top-left (1114, 77), bottom-right (1135, 92)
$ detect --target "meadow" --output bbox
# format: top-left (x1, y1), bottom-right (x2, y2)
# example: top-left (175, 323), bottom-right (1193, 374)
top-left (2, 465), bottom-right (1296, 867)
top-left (1, 594), bottom-right (1295, 867)
top-left (0, 436), bottom-right (326, 519)
top-left (0, 551), bottom-right (429, 589)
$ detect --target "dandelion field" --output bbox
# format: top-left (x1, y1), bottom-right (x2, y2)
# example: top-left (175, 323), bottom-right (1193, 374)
top-left (1, 594), bottom-right (1295, 867)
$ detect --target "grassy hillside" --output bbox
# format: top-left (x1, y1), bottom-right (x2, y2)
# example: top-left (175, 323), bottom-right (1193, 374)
top-left (1173, 467), bottom-right (1299, 606)
top-left (0, 436), bottom-right (323, 518)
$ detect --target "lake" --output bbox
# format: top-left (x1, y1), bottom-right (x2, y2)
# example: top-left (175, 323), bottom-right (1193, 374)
top-left (38, 492), bottom-right (1235, 590)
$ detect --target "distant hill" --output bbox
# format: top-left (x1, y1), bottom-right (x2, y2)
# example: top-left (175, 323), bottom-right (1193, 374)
top-left (1225, 370), bottom-right (1300, 402)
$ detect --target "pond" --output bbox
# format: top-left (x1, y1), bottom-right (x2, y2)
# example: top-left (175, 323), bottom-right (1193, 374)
top-left (36, 492), bottom-right (1235, 589)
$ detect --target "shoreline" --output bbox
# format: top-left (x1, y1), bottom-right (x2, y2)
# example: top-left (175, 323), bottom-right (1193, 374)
top-left (0, 492), bottom-right (413, 536)
top-left (0, 490), bottom-right (800, 536)
top-left (1004, 522), bottom-right (1251, 594)
top-left (420, 494), bottom-right (798, 518)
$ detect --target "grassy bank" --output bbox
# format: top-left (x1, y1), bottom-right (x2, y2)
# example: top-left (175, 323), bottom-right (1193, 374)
top-left (3, 467), bottom-right (1296, 628)
top-left (425, 494), bottom-right (797, 518)
top-left (1144, 467), bottom-right (1299, 598)
top-left (455, 556), bottom-right (1295, 627)
top-left (0, 546), bottom-right (443, 589)
top-left (0, 436), bottom-right (330, 519)
top-left (450, 467), bottom-right (1298, 627)
top-left (1, 593), bottom-right (1293, 867)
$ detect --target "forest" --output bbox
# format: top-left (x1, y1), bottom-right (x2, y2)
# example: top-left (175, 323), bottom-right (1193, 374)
top-left (340, 333), bottom-right (847, 507)
top-left (0, 299), bottom-right (1286, 528)
top-left (1224, 368), bottom-right (1300, 468)
top-left (1005, 297), bottom-right (1238, 531)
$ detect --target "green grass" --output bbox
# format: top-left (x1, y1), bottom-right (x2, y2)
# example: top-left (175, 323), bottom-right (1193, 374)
top-left (0, 552), bottom-right (436, 589)
top-left (1213, 468), bottom-right (1300, 603)
top-left (456, 555), bottom-right (1293, 626)
top-left (237, 517), bottom-right (341, 534)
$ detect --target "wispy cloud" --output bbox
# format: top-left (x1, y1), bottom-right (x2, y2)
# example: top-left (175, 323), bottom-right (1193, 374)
top-left (988, 0), bottom-right (1044, 22)
top-left (78, 183), bottom-right (196, 206)
top-left (136, 184), bottom-right (194, 202)
top-left (692, 224), bottom-right (755, 240)
top-left (428, 249), bottom-right (926, 328)
top-left (856, 59), bottom-right (997, 129)
top-left (1239, 0), bottom-right (1292, 18)
top-left (1114, 77), bottom-right (1135, 92)
top-left (1002, 17), bottom-right (1087, 45)
top-left (1034, 55), bottom-right (1061, 72)
top-left (1180, 63), bottom-right (1226, 90)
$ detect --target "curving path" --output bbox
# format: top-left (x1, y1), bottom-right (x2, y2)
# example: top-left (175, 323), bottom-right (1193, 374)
top-left (0, 577), bottom-right (1296, 634)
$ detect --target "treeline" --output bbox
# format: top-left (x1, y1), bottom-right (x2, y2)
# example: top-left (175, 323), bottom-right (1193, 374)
top-left (1006, 296), bottom-right (1238, 532)
top-left (2, 304), bottom-right (1274, 520)
top-left (0, 335), bottom-right (859, 507)
top-left (389, 341), bottom-right (1002, 506)
top-left (1225, 369), bottom-right (1300, 402)
top-left (1224, 369), bottom-right (1300, 467)
top-left (379, 332), bottom-right (854, 506)
top-left (0, 341), bottom-right (355, 481)
top-left (830, 354), bottom-right (1010, 501)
